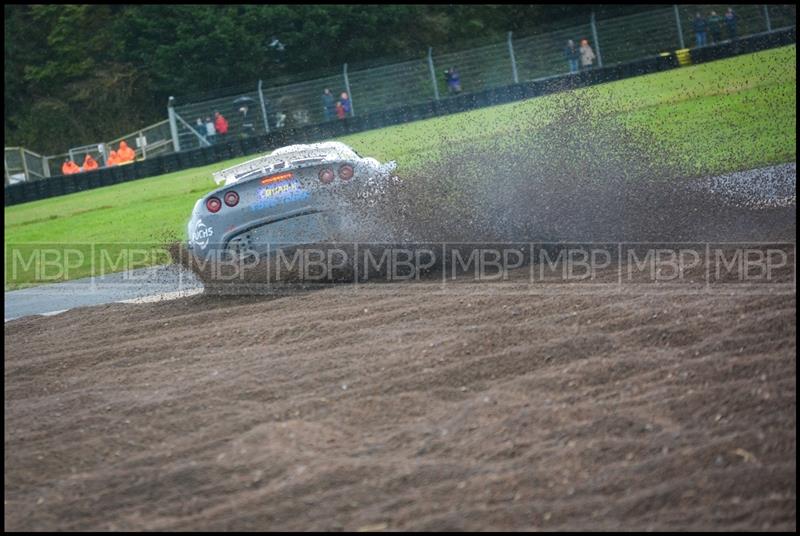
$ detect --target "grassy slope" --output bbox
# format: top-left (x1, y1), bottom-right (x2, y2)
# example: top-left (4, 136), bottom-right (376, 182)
top-left (4, 46), bottom-right (796, 287)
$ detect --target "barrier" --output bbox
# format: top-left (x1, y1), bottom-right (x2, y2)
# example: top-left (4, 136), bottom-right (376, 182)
top-left (4, 27), bottom-right (795, 207)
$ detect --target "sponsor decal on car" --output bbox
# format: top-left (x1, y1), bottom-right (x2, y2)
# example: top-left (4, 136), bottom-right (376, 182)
top-left (251, 177), bottom-right (309, 211)
top-left (191, 218), bottom-right (214, 250)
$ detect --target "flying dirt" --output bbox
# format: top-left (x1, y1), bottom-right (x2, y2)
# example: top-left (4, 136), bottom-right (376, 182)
top-left (176, 103), bottom-right (795, 291)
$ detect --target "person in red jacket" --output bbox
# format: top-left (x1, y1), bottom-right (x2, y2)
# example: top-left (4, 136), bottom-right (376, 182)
top-left (61, 159), bottom-right (81, 175)
top-left (214, 111), bottom-right (229, 136)
top-left (82, 154), bottom-right (99, 172)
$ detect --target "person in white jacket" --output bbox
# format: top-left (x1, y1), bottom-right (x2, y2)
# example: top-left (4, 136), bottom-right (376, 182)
top-left (579, 39), bottom-right (596, 70)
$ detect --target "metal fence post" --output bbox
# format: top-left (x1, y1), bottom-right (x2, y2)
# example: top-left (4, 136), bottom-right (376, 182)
top-left (21, 148), bottom-right (30, 182)
top-left (427, 47), bottom-right (440, 100)
top-left (139, 130), bottom-right (147, 159)
top-left (764, 5), bottom-right (772, 32)
top-left (167, 96), bottom-right (181, 153)
top-left (590, 11), bottom-right (603, 68)
top-left (43, 155), bottom-right (51, 177)
top-left (674, 5), bottom-right (685, 49)
top-left (257, 80), bottom-right (271, 134)
top-left (507, 32), bottom-right (519, 84)
top-left (343, 63), bottom-right (354, 117)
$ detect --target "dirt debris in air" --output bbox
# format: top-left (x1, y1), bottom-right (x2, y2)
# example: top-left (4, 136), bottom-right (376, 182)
top-left (177, 104), bottom-right (795, 288)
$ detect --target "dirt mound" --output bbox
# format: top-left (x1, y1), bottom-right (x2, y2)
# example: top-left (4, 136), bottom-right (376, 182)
top-left (4, 253), bottom-right (796, 530)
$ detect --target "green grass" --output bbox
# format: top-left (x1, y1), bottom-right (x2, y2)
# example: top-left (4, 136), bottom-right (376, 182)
top-left (5, 45), bottom-right (796, 289)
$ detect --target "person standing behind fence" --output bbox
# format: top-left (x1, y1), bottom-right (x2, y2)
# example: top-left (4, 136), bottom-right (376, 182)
top-left (117, 140), bottom-right (136, 163)
top-left (195, 118), bottom-right (207, 143)
top-left (82, 154), bottom-right (99, 172)
top-left (214, 111), bottom-right (228, 138)
top-left (725, 8), bottom-right (737, 40)
top-left (335, 100), bottom-right (346, 120)
top-left (340, 92), bottom-right (351, 116)
top-left (322, 89), bottom-right (335, 121)
top-left (693, 12), bottom-right (708, 47)
top-left (61, 159), bottom-right (80, 175)
top-left (204, 117), bottom-right (216, 144)
top-left (445, 67), bottom-right (462, 93)
top-left (564, 40), bottom-right (580, 74)
top-left (708, 11), bottom-right (723, 43)
top-left (106, 150), bottom-right (119, 167)
top-left (579, 39), bottom-right (595, 70)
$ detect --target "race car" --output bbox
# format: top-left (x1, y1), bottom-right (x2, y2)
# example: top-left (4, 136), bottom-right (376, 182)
top-left (186, 141), bottom-right (397, 260)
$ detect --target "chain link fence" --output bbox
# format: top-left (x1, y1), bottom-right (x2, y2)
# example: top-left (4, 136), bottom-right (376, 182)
top-left (169, 4), bottom-right (794, 143)
top-left (6, 4), bottom-right (796, 185)
top-left (4, 147), bottom-right (49, 186)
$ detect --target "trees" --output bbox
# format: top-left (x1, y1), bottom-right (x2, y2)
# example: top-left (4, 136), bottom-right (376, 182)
top-left (4, 5), bottom-right (663, 154)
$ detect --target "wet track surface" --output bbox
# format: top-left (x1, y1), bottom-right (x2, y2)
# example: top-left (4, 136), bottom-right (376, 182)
top-left (4, 264), bottom-right (202, 322)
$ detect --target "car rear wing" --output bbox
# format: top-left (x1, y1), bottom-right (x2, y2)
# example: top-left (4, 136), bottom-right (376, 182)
top-left (212, 154), bottom-right (289, 186)
top-left (213, 153), bottom-right (344, 186)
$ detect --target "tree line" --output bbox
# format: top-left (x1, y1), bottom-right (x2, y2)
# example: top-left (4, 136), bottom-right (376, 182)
top-left (4, 4), bottom-right (664, 154)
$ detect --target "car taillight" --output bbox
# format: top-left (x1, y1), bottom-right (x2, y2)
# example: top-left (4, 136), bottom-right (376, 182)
top-left (319, 168), bottom-right (334, 184)
top-left (206, 196), bottom-right (222, 213)
top-left (339, 164), bottom-right (354, 181)
top-left (224, 191), bottom-right (239, 207)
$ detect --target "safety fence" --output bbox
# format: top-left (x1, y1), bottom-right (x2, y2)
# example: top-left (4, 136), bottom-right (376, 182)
top-left (4, 4), bottom-right (796, 190)
top-left (5, 26), bottom-right (795, 207)
top-left (168, 4), bottom-right (795, 150)
top-left (5, 120), bottom-right (175, 185)
top-left (4, 147), bottom-right (50, 187)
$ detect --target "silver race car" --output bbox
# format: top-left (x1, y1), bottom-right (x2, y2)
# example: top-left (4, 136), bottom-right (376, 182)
top-left (186, 141), bottom-right (397, 260)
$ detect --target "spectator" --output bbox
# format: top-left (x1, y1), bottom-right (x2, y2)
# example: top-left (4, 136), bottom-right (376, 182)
top-left (564, 39), bottom-right (580, 74)
top-left (708, 11), bottom-right (723, 43)
top-left (204, 116), bottom-right (216, 144)
top-left (106, 150), bottom-right (120, 167)
top-left (214, 111), bottom-right (229, 137)
top-left (239, 106), bottom-right (255, 136)
top-left (725, 8), bottom-right (737, 40)
top-left (117, 140), bottom-right (136, 163)
top-left (340, 92), bottom-right (351, 116)
top-left (335, 100), bottom-right (346, 120)
top-left (693, 12), bottom-right (708, 47)
top-left (322, 88), bottom-right (335, 121)
top-left (445, 67), bottom-right (462, 93)
top-left (61, 159), bottom-right (80, 175)
top-left (195, 118), bottom-right (207, 143)
top-left (579, 39), bottom-right (596, 70)
top-left (275, 110), bottom-right (287, 128)
top-left (82, 154), bottom-right (99, 172)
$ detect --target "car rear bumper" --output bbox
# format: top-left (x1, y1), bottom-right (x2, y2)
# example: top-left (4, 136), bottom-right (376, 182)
top-left (191, 210), bottom-right (342, 260)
